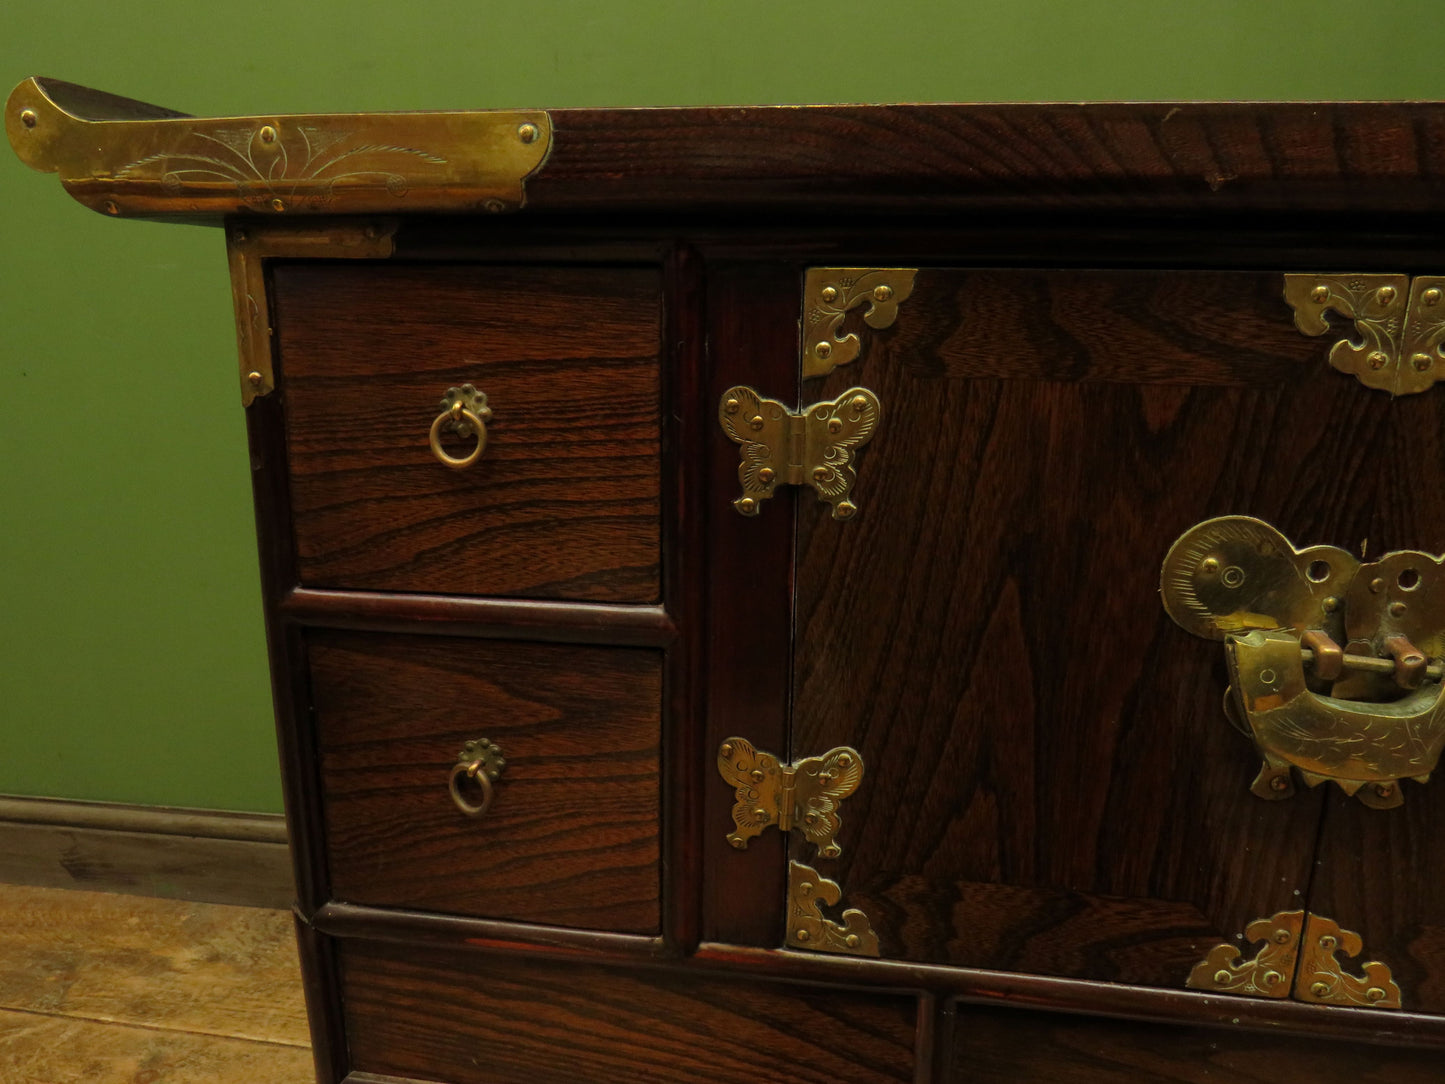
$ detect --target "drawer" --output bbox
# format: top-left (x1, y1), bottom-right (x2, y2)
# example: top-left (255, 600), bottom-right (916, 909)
top-left (339, 940), bottom-right (919, 1084)
top-left (273, 263), bottom-right (663, 602)
top-left (311, 631), bottom-right (661, 932)
top-left (946, 1002), bottom-right (1444, 1082)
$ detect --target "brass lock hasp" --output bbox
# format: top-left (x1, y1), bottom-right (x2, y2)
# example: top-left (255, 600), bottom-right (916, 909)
top-left (1161, 516), bottom-right (1445, 808)
top-left (718, 386), bottom-right (881, 519)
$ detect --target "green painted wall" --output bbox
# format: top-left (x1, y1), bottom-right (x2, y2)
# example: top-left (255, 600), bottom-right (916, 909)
top-left (3, 2), bottom-right (1443, 813)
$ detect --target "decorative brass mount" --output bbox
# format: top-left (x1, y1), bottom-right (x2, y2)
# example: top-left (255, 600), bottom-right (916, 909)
top-left (228, 222), bottom-right (397, 405)
top-left (7, 77), bottom-right (551, 220)
top-left (448, 738), bottom-right (506, 818)
top-left (717, 738), bottom-right (863, 858)
top-left (786, 861), bottom-right (879, 957)
top-left (718, 386), bottom-right (881, 519)
top-left (1188, 910), bottom-right (1401, 1008)
top-left (803, 268), bottom-right (918, 378)
top-left (1161, 516), bottom-right (1445, 808)
top-left (429, 385), bottom-right (493, 470)
top-left (1284, 274), bottom-right (1445, 395)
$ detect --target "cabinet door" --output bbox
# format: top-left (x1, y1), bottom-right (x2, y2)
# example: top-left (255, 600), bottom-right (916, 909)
top-left (785, 268), bottom-right (1373, 988)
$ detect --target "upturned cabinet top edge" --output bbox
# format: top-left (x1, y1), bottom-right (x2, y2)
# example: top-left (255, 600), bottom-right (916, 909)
top-left (11, 75), bottom-right (1445, 223)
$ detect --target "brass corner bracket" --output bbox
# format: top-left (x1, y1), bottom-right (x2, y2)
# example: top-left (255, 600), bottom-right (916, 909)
top-left (1284, 274), bottom-right (1445, 395)
top-left (1161, 515), bottom-right (1445, 807)
top-left (803, 268), bottom-right (917, 379)
top-left (1188, 910), bottom-right (1401, 1009)
top-left (227, 222), bottom-right (397, 405)
top-left (717, 738), bottom-right (863, 858)
top-left (786, 861), bottom-right (879, 957)
top-left (718, 386), bottom-right (881, 519)
top-left (8, 76), bottom-right (551, 220)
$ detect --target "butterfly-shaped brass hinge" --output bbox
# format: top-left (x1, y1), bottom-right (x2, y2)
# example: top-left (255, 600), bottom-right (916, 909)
top-left (718, 386), bottom-right (881, 520)
top-left (1161, 515), bottom-right (1445, 808)
top-left (1284, 274), bottom-right (1445, 395)
top-left (717, 738), bottom-right (863, 858)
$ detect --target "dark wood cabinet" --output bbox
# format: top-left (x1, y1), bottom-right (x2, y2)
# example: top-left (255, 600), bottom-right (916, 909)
top-left (13, 75), bottom-right (1445, 1081)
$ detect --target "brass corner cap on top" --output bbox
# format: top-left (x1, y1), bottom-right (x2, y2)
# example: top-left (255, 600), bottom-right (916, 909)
top-left (6, 76), bottom-right (551, 221)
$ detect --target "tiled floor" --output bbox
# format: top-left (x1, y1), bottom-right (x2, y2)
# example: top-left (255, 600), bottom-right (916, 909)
top-left (0, 883), bottom-right (313, 1083)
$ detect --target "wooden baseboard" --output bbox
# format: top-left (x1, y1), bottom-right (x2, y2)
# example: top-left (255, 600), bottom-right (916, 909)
top-left (0, 795), bottom-right (293, 909)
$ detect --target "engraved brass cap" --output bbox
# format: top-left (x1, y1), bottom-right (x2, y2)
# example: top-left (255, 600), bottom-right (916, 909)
top-left (7, 76), bottom-right (551, 219)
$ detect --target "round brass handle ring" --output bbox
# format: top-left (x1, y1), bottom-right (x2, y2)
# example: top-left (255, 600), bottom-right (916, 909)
top-left (448, 759), bottom-right (496, 818)
top-left (429, 404), bottom-right (488, 469)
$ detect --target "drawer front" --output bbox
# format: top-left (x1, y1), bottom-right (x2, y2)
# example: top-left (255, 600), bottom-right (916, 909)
top-left (340, 940), bottom-right (918, 1084)
top-left (947, 1003), bottom-right (1444, 1082)
top-left (312, 631), bottom-right (661, 932)
top-left (273, 263), bottom-right (662, 602)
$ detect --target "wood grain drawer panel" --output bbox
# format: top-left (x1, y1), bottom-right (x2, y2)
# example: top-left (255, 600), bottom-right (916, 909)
top-left (273, 263), bottom-right (662, 602)
top-left (947, 1002), bottom-right (1444, 1082)
top-left (312, 631), bottom-right (661, 932)
top-left (340, 941), bottom-right (917, 1084)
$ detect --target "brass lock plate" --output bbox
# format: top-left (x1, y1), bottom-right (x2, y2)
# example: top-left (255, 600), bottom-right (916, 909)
top-left (1161, 515), bottom-right (1445, 807)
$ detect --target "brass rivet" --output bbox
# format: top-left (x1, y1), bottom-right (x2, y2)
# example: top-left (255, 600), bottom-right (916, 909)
top-left (851, 395), bottom-right (868, 410)
top-left (799, 883), bottom-right (813, 896)
top-left (753, 807), bottom-right (768, 819)
top-left (1389, 601), bottom-right (1407, 617)
top-left (1214, 969), bottom-right (1232, 984)
top-left (1370, 577), bottom-right (1387, 593)
top-left (724, 397), bottom-right (740, 414)
top-left (729, 837), bottom-right (745, 850)
top-left (518, 123), bottom-right (539, 144)
top-left (720, 743), bottom-right (733, 758)
top-left (758, 467), bottom-right (775, 484)
top-left (1322, 596), bottom-right (1340, 613)
top-left (1270, 776), bottom-right (1290, 793)
top-left (795, 929), bottom-right (811, 942)
top-left (1376, 782), bottom-right (1395, 798)
top-left (1200, 557), bottom-right (1220, 574)
top-left (1310, 284), bottom-right (1329, 303)
top-left (835, 501), bottom-right (857, 518)
top-left (820, 285), bottom-right (839, 303)
top-left (1311, 982), bottom-right (1331, 998)
top-left (1262, 970), bottom-right (1282, 986)
top-left (1368, 350), bottom-right (1388, 369)
top-left (271, 197), bottom-right (285, 212)
top-left (750, 770), bottom-right (765, 783)
top-left (845, 934), bottom-right (861, 948)
top-left (1319, 935), bottom-right (1337, 951)
top-left (259, 124), bottom-right (277, 144)
top-left (1413, 352), bottom-right (1433, 371)
top-left (1273, 927), bottom-right (1292, 942)
top-left (836, 753), bottom-right (853, 767)
top-left (232, 227), bottom-right (249, 243)
top-left (827, 418), bottom-right (843, 434)
top-left (20, 108), bottom-right (37, 128)
top-left (1367, 987), bottom-right (1387, 1002)
top-left (819, 773), bottom-right (833, 786)
top-left (1376, 285), bottom-right (1397, 304)
top-left (813, 466), bottom-right (830, 481)
top-left (748, 415), bottom-right (764, 431)
top-left (483, 199), bottom-right (506, 213)
top-left (873, 284), bottom-right (893, 302)
top-left (804, 813), bottom-right (816, 824)
top-left (815, 341), bottom-right (833, 360)
top-left (103, 200), bottom-right (119, 215)
top-left (1425, 288), bottom-right (1443, 306)
top-left (737, 497), bottom-right (756, 514)
top-left (247, 371), bottom-right (264, 388)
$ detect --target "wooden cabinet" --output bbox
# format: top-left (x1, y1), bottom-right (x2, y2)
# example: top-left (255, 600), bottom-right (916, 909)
top-left (13, 75), bottom-right (1445, 1082)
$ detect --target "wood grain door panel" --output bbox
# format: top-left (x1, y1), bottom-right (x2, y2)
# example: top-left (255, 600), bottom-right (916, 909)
top-left (789, 268), bottom-right (1387, 985)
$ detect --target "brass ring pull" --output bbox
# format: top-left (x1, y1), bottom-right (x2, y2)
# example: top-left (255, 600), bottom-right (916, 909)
top-left (429, 385), bottom-right (492, 470)
top-left (449, 738), bottom-right (505, 818)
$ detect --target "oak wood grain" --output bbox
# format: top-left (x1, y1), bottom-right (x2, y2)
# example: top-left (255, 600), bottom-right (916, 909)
top-left (791, 268), bottom-right (1386, 984)
top-left (312, 631), bottom-right (662, 932)
top-left (945, 1003), bottom-right (1445, 1083)
top-left (273, 263), bottom-right (662, 602)
top-left (340, 940), bottom-right (918, 1084)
